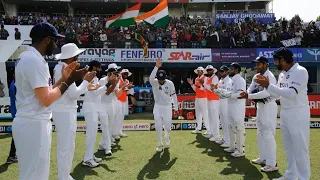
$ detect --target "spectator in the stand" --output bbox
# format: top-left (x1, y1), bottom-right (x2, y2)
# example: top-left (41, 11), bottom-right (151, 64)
top-left (100, 30), bottom-right (107, 48)
top-left (7, 69), bottom-right (17, 164)
top-left (0, 78), bottom-right (5, 97)
top-left (14, 28), bottom-right (21, 40)
top-left (261, 28), bottom-right (268, 47)
top-left (0, 24), bottom-right (9, 40)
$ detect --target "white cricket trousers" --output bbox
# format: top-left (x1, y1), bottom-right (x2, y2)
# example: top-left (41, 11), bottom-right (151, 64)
top-left (195, 98), bottom-right (210, 132)
top-left (114, 100), bottom-right (126, 135)
top-left (83, 110), bottom-right (105, 162)
top-left (228, 101), bottom-right (246, 152)
top-left (153, 105), bottom-right (172, 146)
top-left (256, 101), bottom-right (277, 167)
top-left (99, 102), bottom-right (114, 150)
top-left (219, 99), bottom-right (230, 144)
top-left (207, 100), bottom-right (220, 137)
top-left (52, 110), bottom-right (77, 180)
top-left (13, 117), bottom-right (52, 180)
top-left (281, 106), bottom-right (310, 180)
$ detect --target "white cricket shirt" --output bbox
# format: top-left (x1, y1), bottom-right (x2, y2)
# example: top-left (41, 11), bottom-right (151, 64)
top-left (267, 63), bottom-right (309, 109)
top-left (52, 61), bottom-right (89, 111)
top-left (99, 76), bottom-right (119, 104)
top-left (82, 76), bottom-right (107, 113)
top-left (14, 46), bottom-right (52, 120)
top-left (217, 76), bottom-right (231, 102)
top-left (247, 70), bottom-right (279, 101)
top-left (149, 67), bottom-right (178, 111)
top-left (228, 74), bottom-right (246, 105)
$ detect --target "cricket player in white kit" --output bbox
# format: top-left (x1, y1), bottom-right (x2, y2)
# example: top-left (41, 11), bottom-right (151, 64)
top-left (52, 43), bottom-right (96, 180)
top-left (203, 65), bottom-right (221, 141)
top-left (149, 59), bottom-right (178, 152)
top-left (256, 48), bottom-right (311, 180)
top-left (98, 64), bottom-right (129, 153)
top-left (187, 67), bottom-right (210, 135)
top-left (216, 65), bottom-right (232, 148)
top-left (13, 22), bottom-right (88, 180)
top-left (221, 63), bottom-right (246, 157)
top-left (82, 60), bottom-right (107, 168)
top-left (114, 69), bottom-right (134, 138)
top-left (239, 56), bottom-right (279, 172)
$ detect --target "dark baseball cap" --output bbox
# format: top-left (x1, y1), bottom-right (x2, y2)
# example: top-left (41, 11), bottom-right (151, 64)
top-left (88, 60), bottom-right (101, 69)
top-left (220, 65), bottom-right (229, 71)
top-left (156, 70), bottom-right (167, 80)
top-left (30, 22), bottom-right (65, 39)
top-left (229, 62), bottom-right (241, 71)
top-left (272, 47), bottom-right (293, 60)
top-left (252, 56), bottom-right (269, 64)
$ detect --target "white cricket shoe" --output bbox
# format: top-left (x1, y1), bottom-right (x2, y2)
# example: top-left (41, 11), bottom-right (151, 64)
top-left (272, 176), bottom-right (289, 180)
top-left (204, 134), bottom-right (213, 139)
top-left (251, 158), bottom-right (266, 166)
top-left (261, 165), bottom-right (278, 172)
top-left (113, 135), bottom-right (121, 140)
top-left (165, 137), bottom-right (170, 149)
top-left (93, 156), bottom-right (102, 163)
top-left (224, 147), bottom-right (235, 153)
top-left (111, 138), bottom-right (116, 143)
top-left (156, 145), bottom-right (163, 152)
top-left (191, 129), bottom-right (201, 134)
top-left (119, 133), bottom-right (128, 138)
top-left (220, 143), bottom-right (230, 148)
top-left (231, 150), bottom-right (245, 157)
top-left (203, 131), bottom-right (209, 135)
top-left (111, 142), bottom-right (116, 147)
top-left (105, 150), bottom-right (112, 157)
top-left (68, 175), bottom-right (75, 180)
top-left (215, 139), bottom-right (225, 144)
top-left (82, 159), bottom-right (99, 168)
top-left (98, 144), bottom-right (106, 151)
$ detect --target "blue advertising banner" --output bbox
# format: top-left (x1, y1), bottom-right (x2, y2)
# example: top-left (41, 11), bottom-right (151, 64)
top-left (256, 48), bottom-right (303, 62)
top-left (302, 48), bottom-right (320, 61)
top-left (212, 48), bottom-right (256, 62)
top-left (215, 13), bottom-right (275, 23)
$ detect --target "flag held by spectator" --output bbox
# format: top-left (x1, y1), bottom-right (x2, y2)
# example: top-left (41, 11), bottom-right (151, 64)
top-left (135, 33), bottom-right (148, 58)
top-left (106, 3), bottom-right (141, 28)
top-left (281, 37), bottom-right (302, 47)
top-left (134, 0), bottom-right (169, 27)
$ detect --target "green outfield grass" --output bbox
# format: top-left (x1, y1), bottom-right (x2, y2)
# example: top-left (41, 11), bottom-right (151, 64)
top-left (0, 128), bottom-right (320, 180)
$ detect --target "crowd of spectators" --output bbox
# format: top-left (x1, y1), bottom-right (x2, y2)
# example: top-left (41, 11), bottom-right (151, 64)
top-left (1, 13), bottom-right (320, 48)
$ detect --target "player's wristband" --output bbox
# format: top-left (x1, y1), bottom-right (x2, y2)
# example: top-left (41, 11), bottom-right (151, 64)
top-left (58, 82), bottom-right (69, 94)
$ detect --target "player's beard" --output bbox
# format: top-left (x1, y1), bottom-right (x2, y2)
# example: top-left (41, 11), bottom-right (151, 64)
top-left (276, 63), bottom-right (282, 70)
top-left (45, 41), bottom-right (55, 56)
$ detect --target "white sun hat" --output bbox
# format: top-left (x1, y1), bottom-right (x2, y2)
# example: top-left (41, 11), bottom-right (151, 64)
top-left (205, 65), bottom-right (217, 74)
top-left (55, 43), bottom-right (86, 60)
top-left (194, 66), bottom-right (206, 74)
top-left (120, 69), bottom-right (132, 76)
top-left (106, 63), bottom-right (121, 72)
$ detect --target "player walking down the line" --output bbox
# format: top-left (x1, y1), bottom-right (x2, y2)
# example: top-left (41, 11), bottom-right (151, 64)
top-left (214, 63), bottom-right (246, 157)
top-left (13, 22), bottom-right (87, 180)
top-left (82, 60), bottom-right (108, 168)
top-left (215, 65), bottom-right (232, 148)
top-left (239, 56), bottom-right (279, 172)
top-left (114, 69), bottom-right (134, 138)
top-left (187, 67), bottom-right (210, 135)
top-left (255, 48), bottom-right (311, 180)
top-left (52, 43), bottom-right (96, 180)
top-left (98, 63), bottom-right (130, 154)
top-left (150, 58), bottom-right (178, 152)
top-left (203, 65), bottom-right (221, 142)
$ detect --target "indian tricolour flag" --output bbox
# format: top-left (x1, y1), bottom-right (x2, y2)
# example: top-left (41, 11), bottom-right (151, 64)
top-left (135, 0), bottom-right (169, 27)
top-left (106, 3), bottom-right (141, 28)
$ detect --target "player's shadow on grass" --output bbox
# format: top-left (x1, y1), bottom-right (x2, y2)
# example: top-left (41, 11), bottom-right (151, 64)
top-left (137, 148), bottom-right (177, 180)
top-left (0, 163), bottom-right (11, 174)
top-left (71, 157), bottom-right (116, 180)
top-left (0, 133), bottom-right (12, 139)
top-left (191, 134), bottom-right (282, 180)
